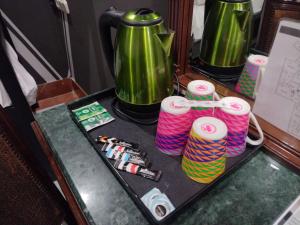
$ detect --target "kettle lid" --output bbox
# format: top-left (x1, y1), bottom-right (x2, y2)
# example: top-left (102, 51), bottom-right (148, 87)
top-left (220, 0), bottom-right (250, 2)
top-left (122, 8), bottom-right (162, 26)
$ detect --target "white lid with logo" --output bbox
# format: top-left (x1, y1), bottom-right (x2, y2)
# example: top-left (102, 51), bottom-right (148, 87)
top-left (192, 116), bottom-right (227, 140)
top-left (161, 96), bottom-right (190, 115)
top-left (220, 97), bottom-right (251, 116)
top-left (187, 80), bottom-right (215, 96)
top-left (248, 54), bottom-right (268, 67)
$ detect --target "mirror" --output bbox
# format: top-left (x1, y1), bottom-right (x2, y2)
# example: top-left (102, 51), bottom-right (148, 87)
top-left (190, 0), bottom-right (265, 41)
top-left (168, 0), bottom-right (300, 170)
top-left (189, 0), bottom-right (265, 98)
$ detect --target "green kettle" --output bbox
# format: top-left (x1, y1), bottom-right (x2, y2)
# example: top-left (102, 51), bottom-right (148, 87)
top-left (199, 0), bottom-right (253, 77)
top-left (100, 7), bottom-right (174, 109)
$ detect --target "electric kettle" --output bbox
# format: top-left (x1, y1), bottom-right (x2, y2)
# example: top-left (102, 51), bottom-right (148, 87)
top-left (199, 0), bottom-right (253, 78)
top-left (100, 7), bottom-right (174, 111)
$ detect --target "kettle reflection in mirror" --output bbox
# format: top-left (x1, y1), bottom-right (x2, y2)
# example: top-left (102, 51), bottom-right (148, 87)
top-left (99, 7), bottom-right (174, 117)
top-left (199, 0), bottom-right (253, 79)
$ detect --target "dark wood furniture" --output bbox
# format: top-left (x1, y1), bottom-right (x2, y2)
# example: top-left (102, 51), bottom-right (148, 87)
top-left (168, 0), bottom-right (300, 170)
top-left (34, 79), bottom-right (87, 112)
top-left (0, 106), bottom-right (75, 225)
top-left (256, 0), bottom-right (300, 54)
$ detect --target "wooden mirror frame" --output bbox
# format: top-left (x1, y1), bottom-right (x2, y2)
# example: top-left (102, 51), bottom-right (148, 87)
top-left (168, 0), bottom-right (300, 169)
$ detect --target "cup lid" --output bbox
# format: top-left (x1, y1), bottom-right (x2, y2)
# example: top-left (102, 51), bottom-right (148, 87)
top-left (220, 97), bottom-right (250, 115)
top-left (187, 80), bottom-right (215, 96)
top-left (248, 54), bottom-right (268, 66)
top-left (161, 96), bottom-right (190, 115)
top-left (192, 116), bottom-right (227, 140)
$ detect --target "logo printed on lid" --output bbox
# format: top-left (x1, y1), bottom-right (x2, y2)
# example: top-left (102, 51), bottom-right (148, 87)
top-left (201, 123), bottom-right (217, 134)
top-left (195, 84), bottom-right (208, 92)
top-left (229, 102), bottom-right (243, 111)
top-left (255, 59), bottom-right (265, 65)
top-left (169, 101), bottom-right (184, 109)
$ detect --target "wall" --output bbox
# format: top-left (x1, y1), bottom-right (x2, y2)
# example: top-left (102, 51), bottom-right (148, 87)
top-left (0, 0), bottom-right (69, 82)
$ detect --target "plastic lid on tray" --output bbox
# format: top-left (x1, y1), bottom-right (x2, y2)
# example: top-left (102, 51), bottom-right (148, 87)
top-left (161, 96), bottom-right (190, 115)
top-left (192, 116), bottom-right (227, 140)
top-left (220, 97), bottom-right (251, 116)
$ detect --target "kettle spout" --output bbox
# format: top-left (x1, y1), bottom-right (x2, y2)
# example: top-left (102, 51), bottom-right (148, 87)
top-left (154, 31), bottom-right (175, 56)
top-left (234, 10), bottom-right (251, 32)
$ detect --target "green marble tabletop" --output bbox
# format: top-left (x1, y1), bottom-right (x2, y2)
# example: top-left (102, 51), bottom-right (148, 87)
top-left (35, 104), bottom-right (300, 225)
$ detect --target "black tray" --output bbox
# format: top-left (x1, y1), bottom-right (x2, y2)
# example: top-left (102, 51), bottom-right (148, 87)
top-left (67, 88), bottom-right (262, 225)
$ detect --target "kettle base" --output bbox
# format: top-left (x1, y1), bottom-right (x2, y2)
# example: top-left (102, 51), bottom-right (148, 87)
top-left (191, 58), bottom-right (244, 82)
top-left (111, 98), bottom-right (160, 125)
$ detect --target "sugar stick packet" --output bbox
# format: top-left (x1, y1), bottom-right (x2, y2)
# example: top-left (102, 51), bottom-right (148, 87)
top-left (101, 143), bottom-right (147, 158)
top-left (95, 135), bottom-right (139, 149)
top-left (106, 147), bottom-right (150, 167)
top-left (114, 160), bottom-right (162, 182)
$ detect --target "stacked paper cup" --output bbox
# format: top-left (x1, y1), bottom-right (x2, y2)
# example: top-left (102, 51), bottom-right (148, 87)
top-left (155, 96), bottom-right (193, 156)
top-left (215, 97), bottom-right (251, 157)
top-left (182, 117), bottom-right (227, 183)
top-left (186, 80), bottom-right (216, 120)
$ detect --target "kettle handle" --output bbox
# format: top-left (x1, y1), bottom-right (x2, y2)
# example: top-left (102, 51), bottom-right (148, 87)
top-left (99, 7), bottom-right (124, 79)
